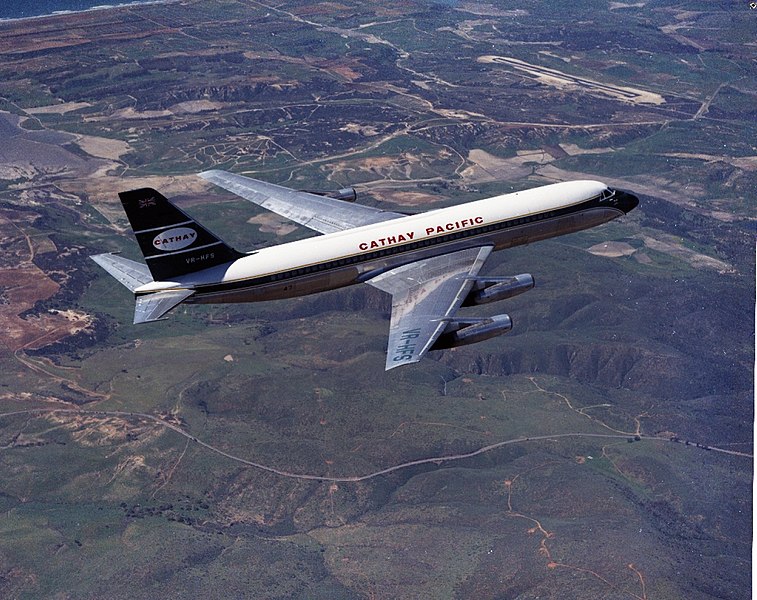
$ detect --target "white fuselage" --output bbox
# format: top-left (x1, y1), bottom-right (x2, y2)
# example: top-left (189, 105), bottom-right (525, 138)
top-left (135, 180), bottom-right (622, 303)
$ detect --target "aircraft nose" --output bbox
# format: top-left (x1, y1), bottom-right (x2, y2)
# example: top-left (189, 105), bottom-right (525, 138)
top-left (615, 190), bottom-right (639, 214)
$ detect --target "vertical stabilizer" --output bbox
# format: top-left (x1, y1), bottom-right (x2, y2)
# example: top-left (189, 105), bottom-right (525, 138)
top-left (118, 188), bottom-right (242, 280)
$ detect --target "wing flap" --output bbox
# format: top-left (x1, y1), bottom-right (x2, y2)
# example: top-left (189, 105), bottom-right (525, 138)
top-left (199, 169), bottom-right (405, 234)
top-left (367, 246), bottom-right (493, 370)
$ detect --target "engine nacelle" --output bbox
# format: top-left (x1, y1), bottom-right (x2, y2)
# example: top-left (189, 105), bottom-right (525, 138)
top-left (430, 314), bottom-right (513, 350)
top-left (462, 273), bottom-right (534, 306)
top-left (302, 187), bottom-right (357, 202)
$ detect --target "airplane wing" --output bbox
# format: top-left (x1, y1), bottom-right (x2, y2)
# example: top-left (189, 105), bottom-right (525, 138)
top-left (199, 169), bottom-right (406, 234)
top-left (367, 246), bottom-right (493, 370)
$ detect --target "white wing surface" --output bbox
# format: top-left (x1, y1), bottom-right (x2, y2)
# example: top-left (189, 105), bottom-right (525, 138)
top-left (367, 246), bottom-right (493, 370)
top-left (199, 170), bottom-right (405, 234)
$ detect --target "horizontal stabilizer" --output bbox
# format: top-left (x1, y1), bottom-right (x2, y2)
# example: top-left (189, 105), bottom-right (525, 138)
top-left (134, 289), bottom-right (194, 324)
top-left (91, 253), bottom-right (152, 292)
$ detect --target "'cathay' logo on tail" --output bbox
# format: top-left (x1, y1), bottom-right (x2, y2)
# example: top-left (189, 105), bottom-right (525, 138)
top-left (153, 227), bottom-right (197, 251)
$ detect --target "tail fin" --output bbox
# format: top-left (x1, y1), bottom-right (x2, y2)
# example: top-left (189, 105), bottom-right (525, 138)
top-left (119, 188), bottom-right (243, 281)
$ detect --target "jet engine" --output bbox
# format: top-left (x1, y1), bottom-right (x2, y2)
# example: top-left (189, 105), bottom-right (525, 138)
top-left (462, 274), bottom-right (534, 306)
top-left (302, 187), bottom-right (357, 202)
top-left (430, 314), bottom-right (513, 350)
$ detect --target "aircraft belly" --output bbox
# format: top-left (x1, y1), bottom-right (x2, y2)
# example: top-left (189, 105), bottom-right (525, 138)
top-left (491, 207), bottom-right (622, 250)
top-left (569, 207), bottom-right (623, 230)
top-left (190, 267), bottom-right (360, 304)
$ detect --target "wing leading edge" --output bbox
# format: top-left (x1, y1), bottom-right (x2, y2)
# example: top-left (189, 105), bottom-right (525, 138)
top-left (199, 169), bottom-right (405, 234)
top-left (367, 246), bottom-right (494, 370)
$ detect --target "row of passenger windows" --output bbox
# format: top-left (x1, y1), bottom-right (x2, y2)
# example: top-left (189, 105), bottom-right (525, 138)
top-left (260, 208), bottom-right (566, 283)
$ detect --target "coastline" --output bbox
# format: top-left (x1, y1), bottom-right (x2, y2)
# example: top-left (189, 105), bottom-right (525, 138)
top-left (0, 0), bottom-right (178, 24)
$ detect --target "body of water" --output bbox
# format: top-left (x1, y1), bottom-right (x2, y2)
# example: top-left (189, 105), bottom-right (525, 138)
top-left (0, 1), bottom-right (160, 20)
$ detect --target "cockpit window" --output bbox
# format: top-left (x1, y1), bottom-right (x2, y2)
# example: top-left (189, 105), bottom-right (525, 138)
top-left (599, 188), bottom-right (616, 202)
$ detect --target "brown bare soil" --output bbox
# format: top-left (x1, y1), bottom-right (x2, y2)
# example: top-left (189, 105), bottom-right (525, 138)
top-left (586, 241), bottom-right (637, 258)
top-left (248, 213), bottom-right (299, 236)
top-left (0, 206), bottom-right (93, 352)
top-left (368, 190), bottom-right (443, 207)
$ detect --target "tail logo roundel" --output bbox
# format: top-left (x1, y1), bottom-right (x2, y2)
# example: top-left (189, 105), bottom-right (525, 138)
top-left (153, 227), bottom-right (197, 251)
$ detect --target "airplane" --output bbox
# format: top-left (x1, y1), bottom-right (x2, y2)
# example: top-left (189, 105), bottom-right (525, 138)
top-left (91, 170), bottom-right (638, 370)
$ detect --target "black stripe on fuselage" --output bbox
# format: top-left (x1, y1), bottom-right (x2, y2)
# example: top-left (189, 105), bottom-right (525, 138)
top-left (139, 192), bottom-right (618, 298)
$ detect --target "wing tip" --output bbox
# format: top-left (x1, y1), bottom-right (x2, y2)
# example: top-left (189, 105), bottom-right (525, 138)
top-left (385, 357), bottom-right (422, 371)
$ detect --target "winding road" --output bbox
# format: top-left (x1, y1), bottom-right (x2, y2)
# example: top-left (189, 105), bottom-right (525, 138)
top-left (0, 407), bottom-right (750, 484)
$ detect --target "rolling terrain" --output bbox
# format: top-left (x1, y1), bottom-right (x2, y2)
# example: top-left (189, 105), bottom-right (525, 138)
top-left (0, 1), bottom-right (753, 598)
